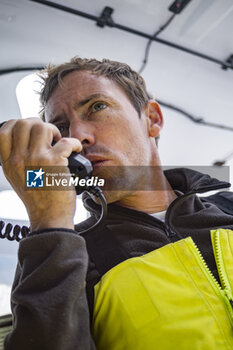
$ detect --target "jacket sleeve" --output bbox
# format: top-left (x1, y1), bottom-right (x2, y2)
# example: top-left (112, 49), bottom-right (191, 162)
top-left (4, 229), bottom-right (96, 350)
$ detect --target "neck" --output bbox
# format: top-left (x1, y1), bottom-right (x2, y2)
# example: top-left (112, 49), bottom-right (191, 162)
top-left (116, 190), bottom-right (176, 214)
top-left (114, 166), bottom-right (177, 214)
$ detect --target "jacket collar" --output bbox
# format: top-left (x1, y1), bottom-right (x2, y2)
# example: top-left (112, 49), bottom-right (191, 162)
top-left (83, 167), bottom-right (230, 215)
top-left (164, 167), bottom-right (230, 194)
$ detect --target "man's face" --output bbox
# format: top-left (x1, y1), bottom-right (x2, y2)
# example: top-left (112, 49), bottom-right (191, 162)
top-left (45, 70), bottom-right (157, 200)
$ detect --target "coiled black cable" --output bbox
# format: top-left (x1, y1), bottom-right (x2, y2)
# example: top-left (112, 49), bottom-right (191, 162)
top-left (81, 186), bottom-right (108, 233)
top-left (0, 221), bottom-right (29, 241)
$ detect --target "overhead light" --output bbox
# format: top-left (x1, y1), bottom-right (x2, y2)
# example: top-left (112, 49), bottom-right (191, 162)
top-left (16, 73), bottom-right (42, 119)
top-left (169, 0), bottom-right (192, 14)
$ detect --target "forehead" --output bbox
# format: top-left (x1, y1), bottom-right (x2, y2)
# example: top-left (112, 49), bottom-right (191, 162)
top-left (45, 70), bottom-right (129, 119)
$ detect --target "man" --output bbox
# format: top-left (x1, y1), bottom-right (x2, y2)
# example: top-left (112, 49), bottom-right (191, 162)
top-left (1, 57), bottom-right (233, 350)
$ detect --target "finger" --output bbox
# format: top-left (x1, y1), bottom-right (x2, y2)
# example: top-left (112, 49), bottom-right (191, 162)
top-left (28, 121), bottom-right (61, 152)
top-left (0, 119), bottom-right (18, 163)
top-left (1, 118), bottom-right (59, 165)
top-left (51, 137), bottom-right (83, 162)
top-left (12, 118), bottom-right (39, 156)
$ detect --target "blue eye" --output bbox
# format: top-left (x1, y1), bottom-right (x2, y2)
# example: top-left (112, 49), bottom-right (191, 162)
top-left (56, 124), bottom-right (68, 135)
top-left (92, 102), bottom-right (107, 112)
top-left (58, 125), bottom-right (65, 133)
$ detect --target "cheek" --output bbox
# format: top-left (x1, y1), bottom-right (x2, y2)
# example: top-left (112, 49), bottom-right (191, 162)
top-left (97, 116), bottom-right (120, 139)
top-left (97, 114), bottom-right (146, 149)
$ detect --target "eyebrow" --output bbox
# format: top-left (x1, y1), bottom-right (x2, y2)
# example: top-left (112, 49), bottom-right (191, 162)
top-left (49, 113), bottom-right (67, 125)
top-left (74, 93), bottom-right (110, 109)
top-left (49, 93), bottom-right (111, 124)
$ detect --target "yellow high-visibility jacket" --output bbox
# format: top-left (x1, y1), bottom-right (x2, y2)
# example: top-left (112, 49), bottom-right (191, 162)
top-left (93, 229), bottom-right (233, 350)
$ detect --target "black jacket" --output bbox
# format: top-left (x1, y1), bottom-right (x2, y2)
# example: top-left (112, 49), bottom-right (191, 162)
top-left (4, 168), bottom-right (233, 350)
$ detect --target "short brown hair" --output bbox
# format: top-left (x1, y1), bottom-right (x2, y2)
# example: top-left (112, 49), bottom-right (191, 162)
top-left (39, 56), bottom-right (159, 144)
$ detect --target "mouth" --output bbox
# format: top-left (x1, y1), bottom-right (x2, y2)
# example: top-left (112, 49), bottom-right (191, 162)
top-left (85, 155), bottom-right (109, 171)
top-left (91, 160), bottom-right (108, 171)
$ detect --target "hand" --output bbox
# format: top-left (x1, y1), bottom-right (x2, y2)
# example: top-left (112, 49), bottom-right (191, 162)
top-left (0, 118), bottom-right (82, 231)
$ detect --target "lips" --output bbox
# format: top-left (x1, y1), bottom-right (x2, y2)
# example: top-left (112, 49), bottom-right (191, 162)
top-left (85, 155), bottom-right (109, 171)
top-left (91, 160), bottom-right (107, 170)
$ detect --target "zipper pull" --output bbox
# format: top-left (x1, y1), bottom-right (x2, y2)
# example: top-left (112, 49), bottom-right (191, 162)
top-left (223, 289), bottom-right (233, 308)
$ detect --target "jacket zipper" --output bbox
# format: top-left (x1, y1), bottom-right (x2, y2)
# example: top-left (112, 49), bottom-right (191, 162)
top-left (189, 236), bottom-right (233, 326)
top-left (211, 230), bottom-right (233, 308)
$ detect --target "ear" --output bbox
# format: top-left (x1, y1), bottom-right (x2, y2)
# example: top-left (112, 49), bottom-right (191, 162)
top-left (145, 100), bottom-right (164, 138)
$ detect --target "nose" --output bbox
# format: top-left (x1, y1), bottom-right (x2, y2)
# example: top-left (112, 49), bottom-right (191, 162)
top-left (69, 121), bottom-right (95, 146)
